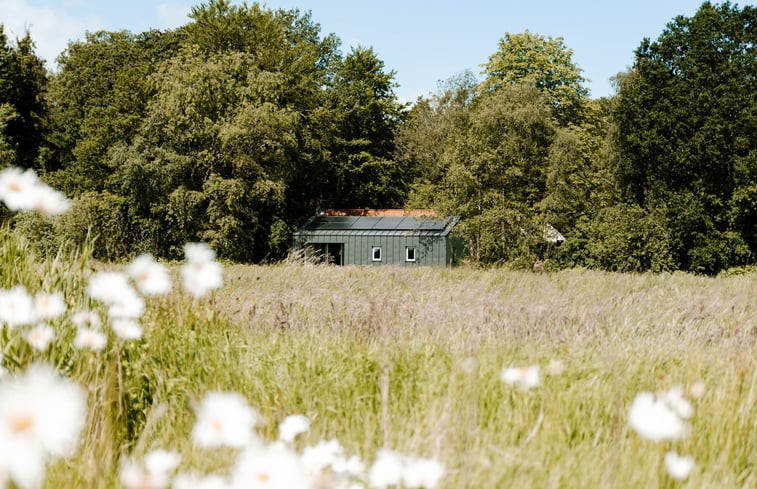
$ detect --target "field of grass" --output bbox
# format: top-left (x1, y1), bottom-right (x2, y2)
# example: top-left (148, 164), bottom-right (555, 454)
top-left (2, 230), bottom-right (757, 488)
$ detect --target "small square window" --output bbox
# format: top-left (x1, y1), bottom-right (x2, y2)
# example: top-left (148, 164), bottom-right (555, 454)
top-left (406, 247), bottom-right (416, 262)
top-left (372, 246), bottom-right (382, 262)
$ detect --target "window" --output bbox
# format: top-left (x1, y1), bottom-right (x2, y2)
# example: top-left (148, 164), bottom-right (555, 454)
top-left (406, 246), bottom-right (416, 262)
top-left (372, 246), bottom-right (382, 262)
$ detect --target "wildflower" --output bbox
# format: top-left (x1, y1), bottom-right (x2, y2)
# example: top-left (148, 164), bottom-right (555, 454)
top-left (71, 310), bottom-right (102, 330)
top-left (458, 357), bottom-right (477, 374)
top-left (302, 439), bottom-right (344, 475)
top-left (628, 392), bottom-right (688, 441)
top-left (0, 167), bottom-right (70, 216)
top-left (73, 328), bottom-right (107, 351)
top-left (120, 449), bottom-right (181, 489)
top-left (111, 319), bottom-right (143, 340)
top-left (402, 457), bottom-right (445, 489)
top-left (368, 450), bottom-right (404, 488)
top-left (332, 454), bottom-right (365, 478)
top-left (664, 451), bottom-right (694, 480)
top-left (181, 261), bottom-right (223, 299)
top-left (0, 364), bottom-right (87, 488)
top-left (174, 473), bottom-right (231, 489)
top-left (0, 167), bottom-right (41, 212)
top-left (24, 324), bottom-right (54, 351)
top-left (660, 386), bottom-right (693, 419)
top-left (184, 242), bottom-right (217, 264)
top-left (0, 287), bottom-right (35, 329)
top-left (31, 185), bottom-right (71, 216)
top-left (500, 366), bottom-right (540, 390)
top-left (689, 381), bottom-right (706, 400)
top-left (87, 272), bottom-right (132, 305)
top-left (128, 254), bottom-right (172, 295)
top-left (33, 292), bottom-right (66, 321)
top-left (192, 392), bottom-right (260, 448)
top-left (107, 289), bottom-right (145, 320)
top-left (279, 414), bottom-right (310, 443)
top-left (231, 443), bottom-right (311, 489)
top-left (546, 359), bottom-right (565, 376)
top-left (181, 242), bottom-right (223, 298)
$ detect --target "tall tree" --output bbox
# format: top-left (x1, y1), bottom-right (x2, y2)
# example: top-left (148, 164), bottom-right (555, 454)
top-left (0, 26), bottom-right (48, 170)
top-left (613, 1), bottom-right (756, 272)
top-left (436, 84), bottom-right (556, 263)
top-left (481, 31), bottom-right (589, 126)
top-left (324, 46), bottom-right (407, 208)
top-left (47, 29), bottom-right (180, 191)
top-left (395, 71), bottom-right (477, 207)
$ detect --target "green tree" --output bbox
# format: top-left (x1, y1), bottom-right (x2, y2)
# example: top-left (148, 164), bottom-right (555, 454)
top-left (436, 84), bottom-right (555, 263)
top-left (0, 26), bottom-right (48, 170)
top-left (613, 1), bottom-right (757, 271)
top-left (47, 29), bottom-right (180, 191)
top-left (324, 46), bottom-right (407, 208)
top-left (481, 31), bottom-right (589, 126)
top-left (396, 71), bottom-right (477, 207)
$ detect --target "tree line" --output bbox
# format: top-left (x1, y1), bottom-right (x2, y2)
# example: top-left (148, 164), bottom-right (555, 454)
top-left (1, 0), bottom-right (755, 273)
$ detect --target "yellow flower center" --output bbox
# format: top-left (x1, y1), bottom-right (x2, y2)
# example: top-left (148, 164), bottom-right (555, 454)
top-left (10, 413), bottom-right (35, 434)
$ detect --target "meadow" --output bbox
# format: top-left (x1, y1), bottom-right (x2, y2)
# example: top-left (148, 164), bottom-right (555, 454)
top-left (2, 223), bottom-right (756, 488)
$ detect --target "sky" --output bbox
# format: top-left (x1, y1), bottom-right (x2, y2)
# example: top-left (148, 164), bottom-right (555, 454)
top-left (0, 0), bottom-right (708, 102)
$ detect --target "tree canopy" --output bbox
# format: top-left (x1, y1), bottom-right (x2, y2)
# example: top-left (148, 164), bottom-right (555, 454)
top-left (3, 1), bottom-right (756, 274)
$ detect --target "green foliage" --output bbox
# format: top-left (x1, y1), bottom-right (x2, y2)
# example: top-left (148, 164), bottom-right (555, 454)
top-left (613, 2), bottom-right (757, 272)
top-left (558, 204), bottom-right (675, 273)
top-left (324, 46), bottom-right (408, 207)
top-left (435, 84), bottom-right (555, 263)
top-left (481, 31), bottom-right (589, 126)
top-left (0, 26), bottom-right (49, 170)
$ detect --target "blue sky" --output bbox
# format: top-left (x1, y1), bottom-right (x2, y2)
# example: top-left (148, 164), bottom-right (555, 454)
top-left (1, 0), bottom-right (706, 101)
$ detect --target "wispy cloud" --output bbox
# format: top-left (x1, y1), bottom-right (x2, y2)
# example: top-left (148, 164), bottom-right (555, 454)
top-left (0, 0), bottom-right (102, 68)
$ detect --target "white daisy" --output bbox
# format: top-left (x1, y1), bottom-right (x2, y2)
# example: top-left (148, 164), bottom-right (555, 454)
top-left (32, 292), bottom-right (66, 321)
top-left (368, 450), bottom-right (404, 489)
top-left (128, 254), bottom-right (172, 295)
top-left (279, 414), bottom-right (310, 443)
top-left (192, 392), bottom-right (260, 449)
top-left (0, 287), bottom-right (35, 329)
top-left (184, 242), bottom-right (217, 264)
top-left (231, 443), bottom-right (311, 489)
top-left (111, 319), bottom-right (143, 340)
top-left (31, 185), bottom-right (71, 216)
top-left (71, 310), bottom-right (102, 330)
top-left (0, 364), bottom-right (87, 488)
top-left (181, 260), bottom-right (223, 298)
top-left (402, 457), bottom-right (445, 489)
top-left (24, 324), bottom-right (55, 351)
top-left (87, 272), bottom-right (132, 305)
top-left (107, 289), bottom-right (145, 320)
top-left (174, 473), bottom-right (231, 489)
top-left (0, 167), bottom-right (71, 216)
top-left (500, 366), bottom-right (540, 390)
top-left (0, 167), bottom-right (40, 212)
top-left (301, 439), bottom-right (343, 475)
top-left (120, 449), bottom-right (181, 489)
top-left (664, 451), bottom-right (694, 480)
top-left (661, 386), bottom-right (693, 419)
top-left (73, 328), bottom-right (108, 351)
top-left (628, 392), bottom-right (688, 441)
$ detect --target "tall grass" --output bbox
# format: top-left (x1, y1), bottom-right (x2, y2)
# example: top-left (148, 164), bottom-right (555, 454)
top-left (3, 229), bottom-right (756, 488)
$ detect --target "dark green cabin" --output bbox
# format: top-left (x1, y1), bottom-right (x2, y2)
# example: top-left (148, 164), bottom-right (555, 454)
top-left (293, 211), bottom-right (463, 266)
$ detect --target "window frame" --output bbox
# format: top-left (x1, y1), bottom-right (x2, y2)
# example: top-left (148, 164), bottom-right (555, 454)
top-left (371, 246), bottom-right (382, 262)
top-left (405, 246), bottom-right (416, 262)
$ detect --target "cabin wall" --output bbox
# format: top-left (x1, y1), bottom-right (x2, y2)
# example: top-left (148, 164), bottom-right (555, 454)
top-left (293, 233), bottom-right (450, 266)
